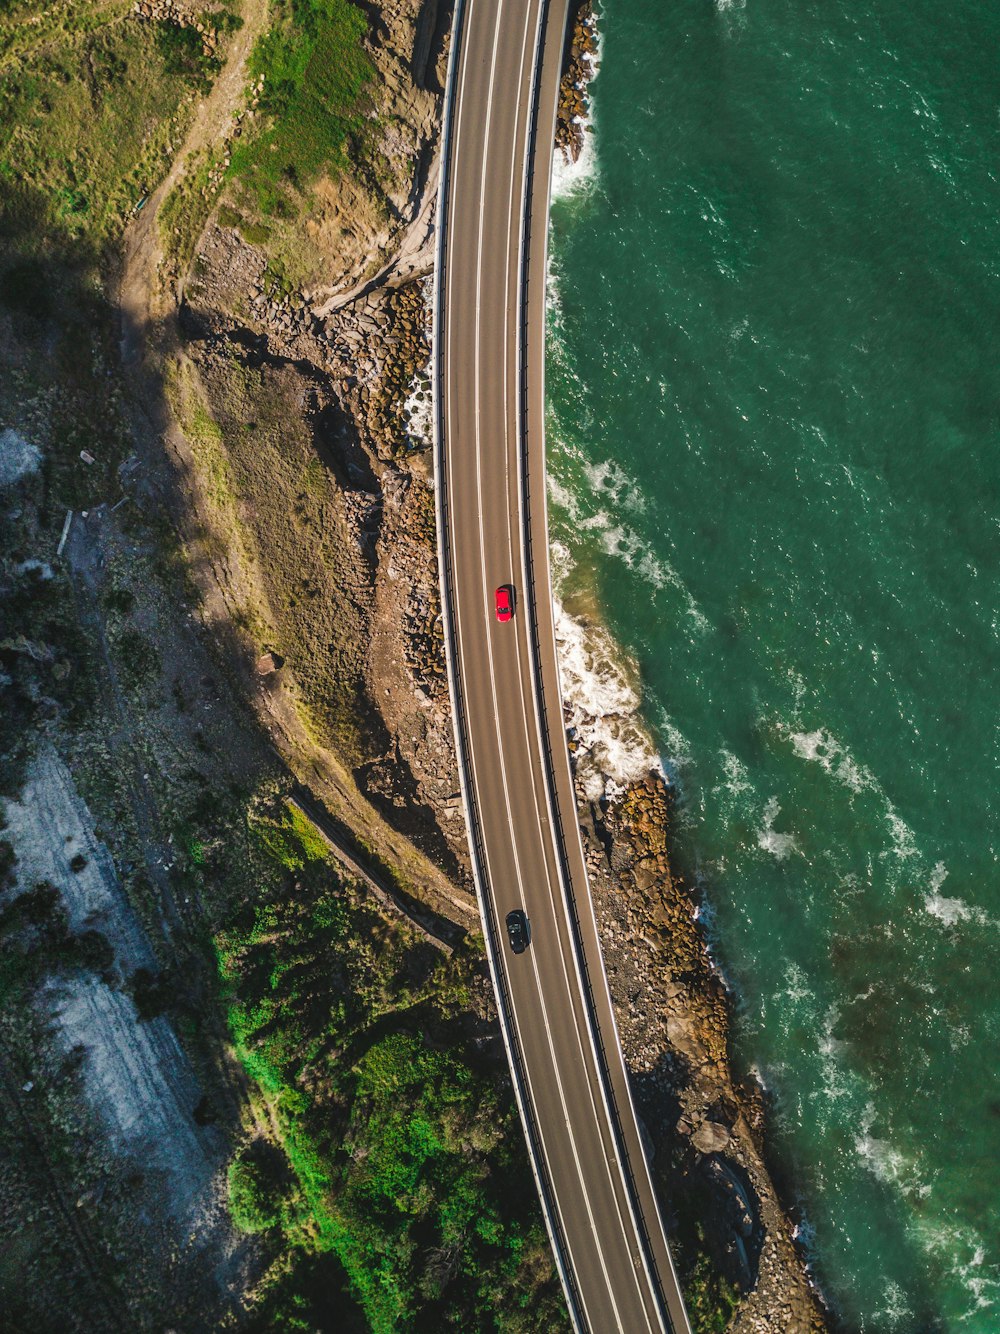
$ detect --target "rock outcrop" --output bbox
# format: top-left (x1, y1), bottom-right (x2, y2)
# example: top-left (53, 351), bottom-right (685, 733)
top-left (582, 773), bottom-right (828, 1330)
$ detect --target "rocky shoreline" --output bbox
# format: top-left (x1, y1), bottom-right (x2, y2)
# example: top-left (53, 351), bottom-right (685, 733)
top-left (579, 771), bottom-right (828, 1330)
top-left (556, 0), bottom-right (599, 164)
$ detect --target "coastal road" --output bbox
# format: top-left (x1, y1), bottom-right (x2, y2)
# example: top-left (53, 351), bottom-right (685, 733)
top-left (433, 1), bottom-right (693, 1331)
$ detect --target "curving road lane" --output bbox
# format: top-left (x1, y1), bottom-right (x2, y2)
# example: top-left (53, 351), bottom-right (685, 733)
top-left (433, 1), bottom-right (693, 1331)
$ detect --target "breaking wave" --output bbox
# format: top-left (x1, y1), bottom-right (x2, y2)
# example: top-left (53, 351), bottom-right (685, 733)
top-left (551, 12), bottom-right (603, 203)
top-left (756, 795), bottom-right (799, 861)
top-left (552, 590), bottom-right (662, 802)
top-left (784, 725), bottom-right (877, 795)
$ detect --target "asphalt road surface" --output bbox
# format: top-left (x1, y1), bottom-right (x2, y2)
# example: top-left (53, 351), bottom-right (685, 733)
top-left (433, 1), bottom-right (693, 1330)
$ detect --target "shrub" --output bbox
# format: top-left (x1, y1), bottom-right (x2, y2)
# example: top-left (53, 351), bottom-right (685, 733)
top-left (0, 839), bottom-right (15, 887)
top-left (229, 1140), bottom-right (290, 1232)
top-left (73, 928), bottom-right (115, 975)
top-left (155, 20), bottom-right (219, 89)
top-left (129, 966), bottom-right (174, 1021)
top-left (102, 584), bottom-right (135, 614)
top-left (115, 627), bottom-right (161, 689)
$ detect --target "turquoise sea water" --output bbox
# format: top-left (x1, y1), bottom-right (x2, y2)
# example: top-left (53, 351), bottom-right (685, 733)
top-left (545, 2), bottom-right (1000, 1329)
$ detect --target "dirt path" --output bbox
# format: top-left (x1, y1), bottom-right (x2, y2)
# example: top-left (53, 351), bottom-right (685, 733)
top-left (118, 0), bottom-right (270, 348)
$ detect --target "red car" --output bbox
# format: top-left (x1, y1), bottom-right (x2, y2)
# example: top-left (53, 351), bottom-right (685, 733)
top-left (495, 585), bottom-right (515, 622)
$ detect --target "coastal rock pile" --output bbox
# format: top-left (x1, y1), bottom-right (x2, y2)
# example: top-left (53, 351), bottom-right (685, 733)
top-left (331, 281), bottom-right (432, 459)
top-left (196, 221), bottom-right (433, 462)
top-left (556, 1), bottom-right (598, 163)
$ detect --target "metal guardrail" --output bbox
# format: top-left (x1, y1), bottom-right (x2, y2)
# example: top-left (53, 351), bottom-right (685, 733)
top-left (431, 1), bottom-right (587, 1328)
top-left (515, 8), bottom-right (682, 1332)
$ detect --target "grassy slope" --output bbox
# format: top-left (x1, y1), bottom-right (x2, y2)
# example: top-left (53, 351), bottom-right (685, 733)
top-left (0, 6), bottom-right (221, 243)
top-left (160, 0), bottom-right (381, 296)
top-left (172, 353), bottom-right (375, 763)
top-left (233, 0), bottom-right (371, 210)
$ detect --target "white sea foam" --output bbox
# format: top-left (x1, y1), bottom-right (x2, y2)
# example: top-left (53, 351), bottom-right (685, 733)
top-left (778, 960), bottom-right (814, 1009)
top-left (816, 1007), bottom-right (854, 1104)
top-left (923, 863), bottom-right (992, 929)
top-left (402, 280), bottom-right (434, 450)
top-left (548, 470), bottom-right (709, 625)
top-left (651, 705), bottom-right (694, 775)
top-left (552, 123), bottom-right (599, 202)
top-left (582, 457), bottom-right (648, 515)
top-left (757, 796), bottom-right (799, 861)
top-left (785, 725), bottom-right (875, 795)
top-left (882, 804), bottom-right (920, 863)
top-left (914, 1220), bottom-right (1000, 1319)
top-left (871, 1280), bottom-right (914, 1328)
top-left (718, 749), bottom-right (753, 799)
top-left (0, 428), bottom-right (42, 488)
top-left (547, 471), bottom-right (580, 522)
top-left (711, 749), bottom-right (754, 835)
top-left (403, 367), bottom-right (433, 450)
top-left (854, 1104), bottom-right (913, 1191)
top-left (553, 596), bottom-right (661, 801)
top-left (551, 17), bottom-right (603, 203)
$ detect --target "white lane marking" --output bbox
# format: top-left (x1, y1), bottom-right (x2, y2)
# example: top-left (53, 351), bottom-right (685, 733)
top-left (507, 12), bottom-right (672, 1327)
top-left (446, 11), bottom-right (601, 1333)
top-left (464, 4), bottom-right (637, 1331)
top-left (435, 10), bottom-right (584, 1331)
top-left (449, 3), bottom-right (616, 1330)
top-left (443, 3), bottom-right (659, 1330)
top-left (466, 7), bottom-right (619, 1321)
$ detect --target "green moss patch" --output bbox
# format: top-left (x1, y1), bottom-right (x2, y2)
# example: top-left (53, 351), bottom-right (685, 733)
top-left (230, 0), bottom-right (373, 217)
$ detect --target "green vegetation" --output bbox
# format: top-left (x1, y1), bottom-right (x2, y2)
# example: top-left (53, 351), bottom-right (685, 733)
top-left (0, 18), bottom-right (206, 243)
top-left (253, 800), bottom-right (330, 869)
top-left (160, 145), bottom-right (224, 276)
top-left (154, 17), bottom-right (223, 90)
top-left (0, 565), bottom-right (96, 797)
top-left (218, 800), bottom-right (567, 1332)
top-left (682, 1243), bottom-right (741, 1334)
top-left (229, 1139), bottom-right (289, 1233)
top-left (0, 880), bottom-right (117, 1007)
top-left (230, 0), bottom-right (373, 217)
top-left (112, 625), bottom-right (162, 691)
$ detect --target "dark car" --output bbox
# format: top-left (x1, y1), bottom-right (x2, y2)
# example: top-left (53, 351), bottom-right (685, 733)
top-left (505, 908), bottom-right (531, 954)
top-left (495, 584), bottom-right (515, 622)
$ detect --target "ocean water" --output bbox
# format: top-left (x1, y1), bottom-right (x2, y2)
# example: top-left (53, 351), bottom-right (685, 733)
top-left (545, 1), bottom-right (1000, 1329)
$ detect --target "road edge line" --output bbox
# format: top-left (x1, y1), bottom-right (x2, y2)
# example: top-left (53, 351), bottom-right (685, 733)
top-left (431, 3), bottom-right (585, 1328)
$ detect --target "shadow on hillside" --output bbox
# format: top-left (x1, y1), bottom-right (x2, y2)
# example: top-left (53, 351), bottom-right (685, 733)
top-left (0, 178), bottom-right (465, 1329)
